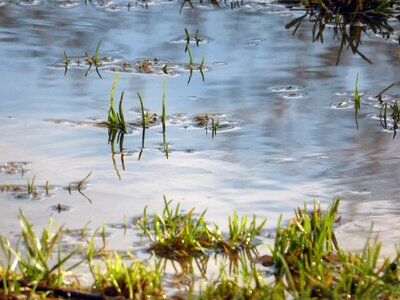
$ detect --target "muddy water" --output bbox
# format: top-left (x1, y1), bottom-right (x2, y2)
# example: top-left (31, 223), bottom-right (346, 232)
top-left (0, 0), bottom-right (399, 262)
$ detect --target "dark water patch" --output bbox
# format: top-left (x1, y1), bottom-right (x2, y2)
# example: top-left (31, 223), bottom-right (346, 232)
top-left (52, 0), bottom-right (83, 8)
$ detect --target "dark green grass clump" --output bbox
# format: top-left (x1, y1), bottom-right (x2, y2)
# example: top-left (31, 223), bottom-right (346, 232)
top-left (136, 196), bottom-right (266, 259)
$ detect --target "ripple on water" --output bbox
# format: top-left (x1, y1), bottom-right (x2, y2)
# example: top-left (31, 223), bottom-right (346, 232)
top-left (270, 85), bottom-right (305, 93)
top-left (50, 55), bottom-right (211, 78)
top-left (0, 0), bottom-right (10, 6)
top-left (329, 99), bottom-right (355, 110)
top-left (363, 94), bottom-right (396, 108)
top-left (17, 0), bottom-right (43, 6)
top-left (55, 0), bottom-right (82, 8)
top-left (331, 90), bottom-right (367, 97)
top-left (281, 92), bottom-right (308, 99)
top-left (0, 161), bottom-right (31, 175)
top-left (171, 34), bottom-right (209, 45)
top-left (191, 113), bottom-right (239, 132)
top-left (257, 4), bottom-right (293, 16)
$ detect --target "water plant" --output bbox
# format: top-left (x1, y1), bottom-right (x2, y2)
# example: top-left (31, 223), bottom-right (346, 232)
top-left (85, 41), bottom-right (103, 79)
top-left (66, 171), bottom-right (92, 203)
top-left (286, 11), bottom-right (396, 65)
top-left (186, 45), bottom-right (205, 84)
top-left (354, 73), bottom-right (361, 130)
top-left (63, 51), bottom-right (69, 76)
top-left (107, 74), bottom-right (126, 132)
top-left (27, 176), bottom-right (39, 198)
top-left (211, 118), bottom-right (218, 138)
top-left (161, 79), bottom-right (169, 159)
top-left (381, 100), bottom-right (400, 139)
top-left (183, 29), bottom-right (206, 85)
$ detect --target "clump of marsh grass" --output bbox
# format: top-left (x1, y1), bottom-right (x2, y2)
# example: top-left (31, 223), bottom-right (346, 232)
top-left (137, 196), bottom-right (214, 258)
top-left (137, 196), bottom-right (266, 259)
top-left (89, 252), bottom-right (165, 299)
top-left (0, 210), bottom-right (84, 296)
top-left (261, 197), bottom-right (400, 299)
top-left (197, 257), bottom-right (274, 300)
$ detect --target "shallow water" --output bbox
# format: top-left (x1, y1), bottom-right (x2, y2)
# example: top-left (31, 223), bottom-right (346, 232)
top-left (0, 0), bottom-right (399, 268)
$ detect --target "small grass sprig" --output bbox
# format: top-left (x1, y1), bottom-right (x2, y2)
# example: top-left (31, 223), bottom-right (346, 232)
top-left (107, 74), bottom-right (126, 132)
top-left (85, 41), bottom-right (103, 79)
top-left (186, 44), bottom-right (205, 84)
top-left (63, 51), bottom-right (69, 76)
top-left (354, 73), bottom-right (361, 130)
